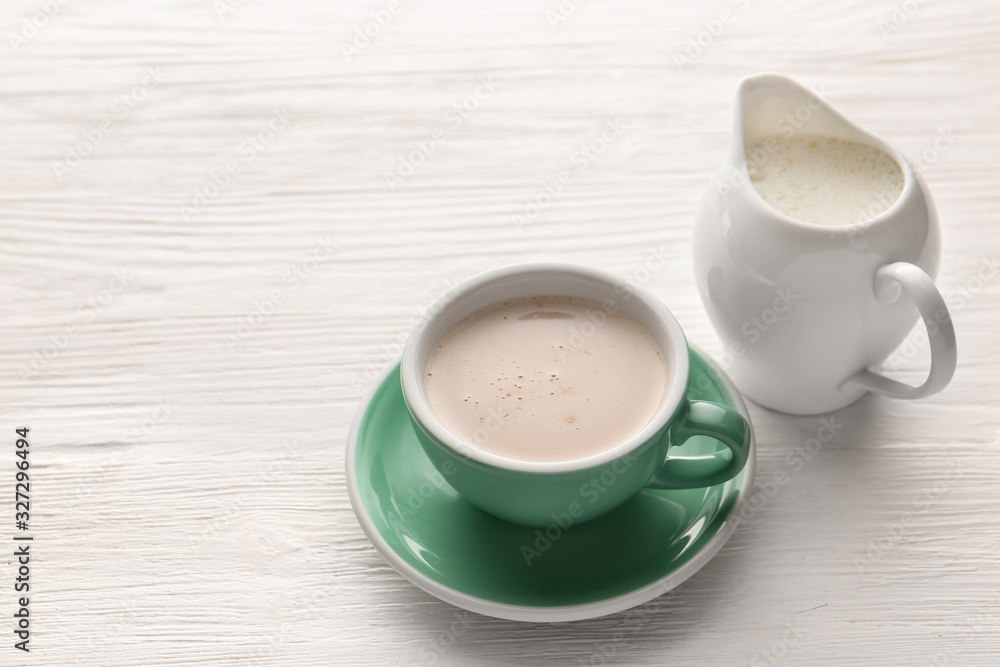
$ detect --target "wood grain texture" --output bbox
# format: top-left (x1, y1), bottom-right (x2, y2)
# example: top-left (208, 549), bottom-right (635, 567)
top-left (0, 0), bottom-right (998, 664)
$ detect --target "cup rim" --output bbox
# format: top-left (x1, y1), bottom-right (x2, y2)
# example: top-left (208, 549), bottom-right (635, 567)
top-left (399, 262), bottom-right (690, 474)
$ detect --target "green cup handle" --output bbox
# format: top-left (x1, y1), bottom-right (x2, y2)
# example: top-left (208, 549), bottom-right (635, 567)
top-left (645, 400), bottom-right (752, 490)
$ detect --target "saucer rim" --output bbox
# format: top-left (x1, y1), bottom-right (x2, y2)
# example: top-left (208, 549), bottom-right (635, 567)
top-left (345, 345), bottom-right (757, 623)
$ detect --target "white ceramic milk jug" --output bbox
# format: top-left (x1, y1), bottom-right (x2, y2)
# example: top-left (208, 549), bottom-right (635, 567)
top-left (693, 72), bottom-right (957, 415)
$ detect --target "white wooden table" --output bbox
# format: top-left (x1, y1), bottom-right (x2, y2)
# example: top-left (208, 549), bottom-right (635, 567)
top-left (2, 0), bottom-right (998, 664)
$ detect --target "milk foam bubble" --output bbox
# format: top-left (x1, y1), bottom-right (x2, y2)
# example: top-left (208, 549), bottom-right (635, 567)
top-left (424, 296), bottom-right (668, 463)
top-left (746, 135), bottom-right (904, 226)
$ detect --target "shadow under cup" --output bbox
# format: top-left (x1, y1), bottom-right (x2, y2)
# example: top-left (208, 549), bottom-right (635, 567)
top-left (399, 263), bottom-right (749, 527)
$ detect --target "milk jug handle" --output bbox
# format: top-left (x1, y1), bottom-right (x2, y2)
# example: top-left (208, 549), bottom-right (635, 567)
top-left (843, 262), bottom-right (957, 400)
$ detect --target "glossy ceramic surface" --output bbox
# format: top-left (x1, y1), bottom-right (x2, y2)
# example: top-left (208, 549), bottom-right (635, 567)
top-left (346, 347), bottom-right (756, 622)
top-left (400, 262), bottom-right (750, 526)
top-left (693, 72), bottom-right (956, 415)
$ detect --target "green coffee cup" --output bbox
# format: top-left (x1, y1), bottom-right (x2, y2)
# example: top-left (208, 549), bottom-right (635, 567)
top-left (400, 263), bottom-right (751, 527)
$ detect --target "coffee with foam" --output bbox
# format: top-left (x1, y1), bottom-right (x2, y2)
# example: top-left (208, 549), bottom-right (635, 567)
top-left (424, 296), bottom-right (668, 463)
top-left (746, 135), bottom-right (904, 226)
